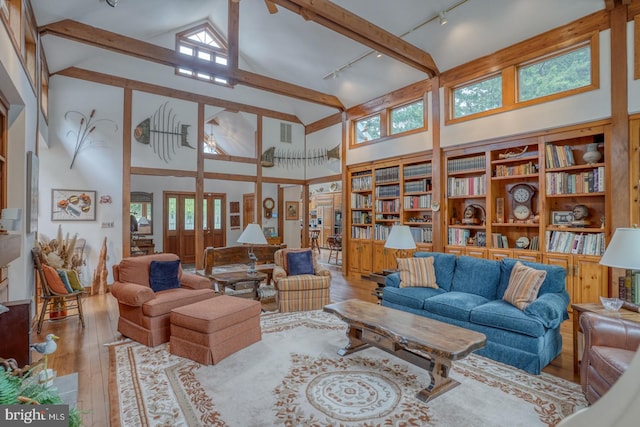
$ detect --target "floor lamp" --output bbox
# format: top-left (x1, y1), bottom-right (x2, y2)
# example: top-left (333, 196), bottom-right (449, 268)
top-left (384, 225), bottom-right (417, 267)
top-left (237, 223), bottom-right (268, 275)
top-left (599, 227), bottom-right (640, 307)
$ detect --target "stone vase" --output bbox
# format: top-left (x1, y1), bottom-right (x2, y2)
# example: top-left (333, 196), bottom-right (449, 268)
top-left (582, 143), bottom-right (602, 164)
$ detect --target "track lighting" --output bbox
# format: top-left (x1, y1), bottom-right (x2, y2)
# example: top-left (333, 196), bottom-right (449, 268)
top-left (439, 11), bottom-right (448, 26)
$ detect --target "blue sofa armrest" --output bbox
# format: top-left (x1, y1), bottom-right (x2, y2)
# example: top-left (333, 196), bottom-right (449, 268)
top-left (524, 292), bottom-right (570, 329)
top-left (385, 272), bottom-right (401, 288)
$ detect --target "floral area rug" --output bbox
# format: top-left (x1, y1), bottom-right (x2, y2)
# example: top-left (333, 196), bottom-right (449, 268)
top-left (109, 310), bottom-right (587, 426)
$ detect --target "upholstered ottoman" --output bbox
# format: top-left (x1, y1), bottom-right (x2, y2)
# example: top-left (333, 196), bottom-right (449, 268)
top-left (169, 295), bottom-right (262, 364)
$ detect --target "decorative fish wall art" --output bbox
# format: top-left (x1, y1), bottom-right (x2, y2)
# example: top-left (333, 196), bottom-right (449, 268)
top-left (134, 102), bottom-right (194, 163)
top-left (260, 144), bottom-right (340, 168)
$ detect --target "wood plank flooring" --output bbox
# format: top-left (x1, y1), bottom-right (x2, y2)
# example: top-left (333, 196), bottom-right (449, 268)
top-left (34, 254), bottom-right (578, 427)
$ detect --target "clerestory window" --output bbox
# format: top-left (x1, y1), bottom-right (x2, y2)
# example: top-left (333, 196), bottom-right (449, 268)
top-left (175, 23), bottom-right (229, 86)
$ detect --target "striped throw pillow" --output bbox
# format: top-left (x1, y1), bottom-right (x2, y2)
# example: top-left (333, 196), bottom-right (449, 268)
top-left (397, 256), bottom-right (437, 289)
top-left (503, 261), bottom-right (546, 310)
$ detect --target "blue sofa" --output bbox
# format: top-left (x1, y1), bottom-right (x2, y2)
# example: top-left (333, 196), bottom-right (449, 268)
top-left (382, 252), bottom-right (569, 374)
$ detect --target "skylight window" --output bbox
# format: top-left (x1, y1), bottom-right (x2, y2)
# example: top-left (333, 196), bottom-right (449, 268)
top-left (175, 23), bottom-right (229, 87)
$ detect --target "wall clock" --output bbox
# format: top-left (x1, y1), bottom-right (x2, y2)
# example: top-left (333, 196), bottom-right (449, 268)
top-left (263, 197), bottom-right (275, 219)
top-left (509, 183), bottom-right (536, 221)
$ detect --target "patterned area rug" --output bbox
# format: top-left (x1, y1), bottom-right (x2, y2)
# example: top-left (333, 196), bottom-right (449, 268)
top-left (109, 310), bottom-right (587, 426)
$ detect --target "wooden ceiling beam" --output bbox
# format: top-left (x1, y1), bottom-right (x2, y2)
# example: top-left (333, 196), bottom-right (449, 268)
top-left (227, 0), bottom-right (240, 75)
top-left (267, 0), bottom-right (438, 77)
top-left (39, 19), bottom-right (344, 110)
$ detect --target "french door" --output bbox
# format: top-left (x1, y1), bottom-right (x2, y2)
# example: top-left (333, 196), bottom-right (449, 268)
top-left (164, 192), bottom-right (226, 264)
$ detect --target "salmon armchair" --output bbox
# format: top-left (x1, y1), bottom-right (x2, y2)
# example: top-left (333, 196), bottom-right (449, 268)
top-left (111, 253), bottom-right (215, 346)
top-left (273, 248), bottom-right (331, 312)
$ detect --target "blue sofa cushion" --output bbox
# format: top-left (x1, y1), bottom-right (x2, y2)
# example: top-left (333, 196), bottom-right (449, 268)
top-left (149, 259), bottom-right (181, 292)
top-left (423, 292), bottom-right (489, 323)
top-left (451, 256), bottom-right (501, 299)
top-left (497, 258), bottom-right (566, 298)
top-left (413, 252), bottom-right (457, 291)
top-left (382, 286), bottom-right (444, 310)
top-left (524, 292), bottom-right (570, 328)
top-left (470, 300), bottom-right (546, 338)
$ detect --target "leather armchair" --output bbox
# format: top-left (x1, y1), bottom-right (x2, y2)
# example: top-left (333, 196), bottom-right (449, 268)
top-left (580, 312), bottom-right (640, 404)
top-left (111, 253), bottom-right (215, 346)
top-left (273, 248), bottom-right (331, 312)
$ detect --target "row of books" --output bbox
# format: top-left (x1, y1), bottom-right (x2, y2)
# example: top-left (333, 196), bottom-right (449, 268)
top-left (374, 166), bottom-right (400, 184)
top-left (447, 175), bottom-right (487, 196)
top-left (351, 211), bottom-right (371, 224)
top-left (545, 167), bottom-right (605, 195)
top-left (375, 200), bottom-right (401, 213)
top-left (448, 228), bottom-right (471, 246)
top-left (619, 271), bottom-right (640, 305)
top-left (404, 163), bottom-right (432, 177)
top-left (351, 193), bottom-right (372, 209)
top-left (545, 231), bottom-right (605, 255)
top-left (375, 184), bottom-right (400, 197)
top-left (351, 175), bottom-right (372, 191)
top-left (351, 226), bottom-right (371, 239)
top-left (491, 233), bottom-right (509, 248)
top-left (374, 224), bottom-right (394, 240)
top-left (545, 144), bottom-right (576, 168)
top-left (404, 179), bottom-right (432, 193)
top-left (409, 226), bottom-right (433, 244)
top-left (448, 154), bottom-right (486, 173)
top-left (494, 161), bottom-right (538, 177)
top-left (404, 194), bottom-right (432, 209)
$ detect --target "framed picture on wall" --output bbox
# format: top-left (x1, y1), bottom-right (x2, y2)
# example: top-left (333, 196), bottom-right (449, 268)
top-left (285, 201), bottom-right (299, 220)
top-left (51, 189), bottom-right (96, 221)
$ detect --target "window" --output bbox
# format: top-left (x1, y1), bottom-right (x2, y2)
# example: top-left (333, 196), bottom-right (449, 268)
top-left (175, 23), bottom-right (229, 87)
top-left (453, 75), bottom-right (502, 119)
top-left (355, 114), bottom-right (381, 144)
top-left (518, 44), bottom-right (591, 102)
top-left (391, 100), bottom-right (424, 135)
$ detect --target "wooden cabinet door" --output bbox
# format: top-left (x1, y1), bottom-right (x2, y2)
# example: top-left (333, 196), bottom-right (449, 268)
top-left (360, 241), bottom-right (373, 274)
top-left (349, 240), bottom-right (361, 272)
top-left (575, 255), bottom-right (608, 304)
top-left (488, 248), bottom-right (513, 261)
top-left (466, 247), bottom-right (487, 259)
top-left (513, 251), bottom-right (541, 263)
top-left (543, 253), bottom-right (574, 309)
top-left (444, 246), bottom-right (465, 256)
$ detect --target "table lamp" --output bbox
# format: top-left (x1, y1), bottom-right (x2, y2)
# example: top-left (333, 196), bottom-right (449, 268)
top-left (599, 227), bottom-right (640, 305)
top-left (237, 223), bottom-right (268, 274)
top-left (384, 225), bottom-right (417, 259)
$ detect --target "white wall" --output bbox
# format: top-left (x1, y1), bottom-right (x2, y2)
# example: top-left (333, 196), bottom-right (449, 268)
top-left (282, 185), bottom-right (303, 248)
top-left (306, 123), bottom-right (342, 179)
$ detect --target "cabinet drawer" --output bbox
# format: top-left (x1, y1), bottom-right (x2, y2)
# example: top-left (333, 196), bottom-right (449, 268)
top-left (362, 328), bottom-right (396, 352)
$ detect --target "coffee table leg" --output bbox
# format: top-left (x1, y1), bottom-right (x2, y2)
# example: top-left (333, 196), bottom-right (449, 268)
top-left (416, 356), bottom-right (459, 403)
top-left (337, 326), bottom-right (369, 356)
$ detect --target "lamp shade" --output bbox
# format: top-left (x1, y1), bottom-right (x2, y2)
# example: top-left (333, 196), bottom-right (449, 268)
top-left (599, 227), bottom-right (640, 269)
top-left (384, 225), bottom-right (416, 250)
top-left (237, 223), bottom-right (268, 245)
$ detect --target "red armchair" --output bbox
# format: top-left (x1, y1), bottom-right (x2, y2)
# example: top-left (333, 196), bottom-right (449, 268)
top-left (580, 312), bottom-right (640, 404)
top-left (111, 253), bottom-right (215, 346)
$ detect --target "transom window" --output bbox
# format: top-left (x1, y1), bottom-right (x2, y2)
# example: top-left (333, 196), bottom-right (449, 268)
top-left (391, 100), bottom-right (424, 135)
top-left (355, 114), bottom-right (381, 144)
top-left (453, 75), bottom-right (502, 119)
top-left (175, 23), bottom-right (229, 86)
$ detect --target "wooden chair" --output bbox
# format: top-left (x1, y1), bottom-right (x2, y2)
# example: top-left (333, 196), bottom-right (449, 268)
top-left (309, 229), bottom-right (321, 254)
top-left (327, 235), bottom-right (342, 265)
top-left (31, 248), bottom-right (85, 334)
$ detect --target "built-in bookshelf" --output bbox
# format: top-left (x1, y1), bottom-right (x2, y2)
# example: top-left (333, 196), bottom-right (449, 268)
top-left (402, 161), bottom-right (433, 246)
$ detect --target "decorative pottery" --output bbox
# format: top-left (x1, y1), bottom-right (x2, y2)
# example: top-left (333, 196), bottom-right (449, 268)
top-left (582, 143), bottom-right (602, 164)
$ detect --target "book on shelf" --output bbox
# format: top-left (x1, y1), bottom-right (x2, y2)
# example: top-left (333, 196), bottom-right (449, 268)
top-left (545, 144), bottom-right (576, 168)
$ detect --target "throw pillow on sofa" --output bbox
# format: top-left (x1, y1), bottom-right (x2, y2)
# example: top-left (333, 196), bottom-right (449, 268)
top-left (397, 256), bottom-right (437, 288)
top-left (149, 259), bottom-right (181, 292)
top-left (503, 261), bottom-right (546, 310)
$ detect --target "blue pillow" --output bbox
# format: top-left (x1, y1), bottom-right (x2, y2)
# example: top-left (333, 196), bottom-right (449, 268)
top-left (149, 260), bottom-right (181, 292)
top-left (56, 269), bottom-right (74, 293)
top-left (287, 251), bottom-right (315, 276)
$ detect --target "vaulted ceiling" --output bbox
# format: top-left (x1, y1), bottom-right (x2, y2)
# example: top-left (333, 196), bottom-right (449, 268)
top-left (31, 0), bottom-right (604, 125)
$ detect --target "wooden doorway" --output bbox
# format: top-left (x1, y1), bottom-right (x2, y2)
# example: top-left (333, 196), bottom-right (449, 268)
top-left (204, 193), bottom-right (226, 248)
top-left (164, 192), bottom-right (197, 264)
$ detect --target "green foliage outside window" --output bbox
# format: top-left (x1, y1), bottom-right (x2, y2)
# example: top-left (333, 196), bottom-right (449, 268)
top-left (391, 100), bottom-right (424, 135)
top-left (519, 45), bottom-right (591, 102)
top-left (355, 115), bottom-right (381, 143)
top-left (453, 75), bottom-right (502, 118)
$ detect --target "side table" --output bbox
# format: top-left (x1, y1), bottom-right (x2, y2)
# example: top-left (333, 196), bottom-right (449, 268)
top-left (213, 271), bottom-right (268, 300)
top-left (571, 303), bottom-right (640, 374)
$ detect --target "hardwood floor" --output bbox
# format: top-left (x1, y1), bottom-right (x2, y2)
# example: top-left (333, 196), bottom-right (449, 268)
top-left (34, 253), bottom-right (578, 426)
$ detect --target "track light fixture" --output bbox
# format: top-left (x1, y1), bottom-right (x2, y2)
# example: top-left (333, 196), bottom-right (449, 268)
top-left (439, 11), bottom-right (448, 26)
top-left (106, 0), bottom-right (118, 7)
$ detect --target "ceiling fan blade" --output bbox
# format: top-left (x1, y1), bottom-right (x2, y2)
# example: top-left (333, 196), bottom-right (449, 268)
top-left (264, 0), bottom-right (278, 14)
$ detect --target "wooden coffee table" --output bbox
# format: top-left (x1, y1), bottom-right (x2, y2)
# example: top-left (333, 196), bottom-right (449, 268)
top-left (212, 271), bottom-right (267, 300)
top-left (324, 299), bottom-right (486, 402)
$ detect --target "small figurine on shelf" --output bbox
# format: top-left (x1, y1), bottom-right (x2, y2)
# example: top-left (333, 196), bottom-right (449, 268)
top-left (462, 205), bottom-right (480, 225)
top-left (570, 204), bottom-right (591, 227)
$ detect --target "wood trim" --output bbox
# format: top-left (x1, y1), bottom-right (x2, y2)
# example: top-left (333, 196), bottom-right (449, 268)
top-left (431, 77), bottom-right (442, 250)
top-left (204, 171), bottom-right (257, 182)
top-left (40, 19), bottom-right (344, 110)
top-left (130, 167), bottom-right (197, 177)
top-left (195, 103), bottom-right (205, 269)
top-left (635, 15), bottom-right (640, 80)
top-left (305, 112), bottom-right (342, 134)
top-left (305, 173), bottom-right (342, 185)
top-left (268, 0), bottom-right (438, 77)
top-left (257, 114), bottom-right (263, 224)
top-left (204, 153), bottom-right (259, 163)
top-left (55, 66), bottom-right (302, 124)
top-left (123, 89), bottom-right (133, 257)
top-left (227, 0), bottom-right (239, 74)
top-left (346, 79), bottom-right (430, 119)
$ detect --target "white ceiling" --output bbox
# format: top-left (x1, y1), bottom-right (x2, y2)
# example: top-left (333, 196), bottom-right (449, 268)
top-left (31, 0), bottom-right (605, 125)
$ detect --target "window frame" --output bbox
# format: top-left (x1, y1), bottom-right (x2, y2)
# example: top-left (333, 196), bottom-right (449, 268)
top-left (445, 33), bottom-right (599, 125)
top-left (390, 99), bottom-right (426, 136)
top-left (175, 22), bottom-right (230, 87)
